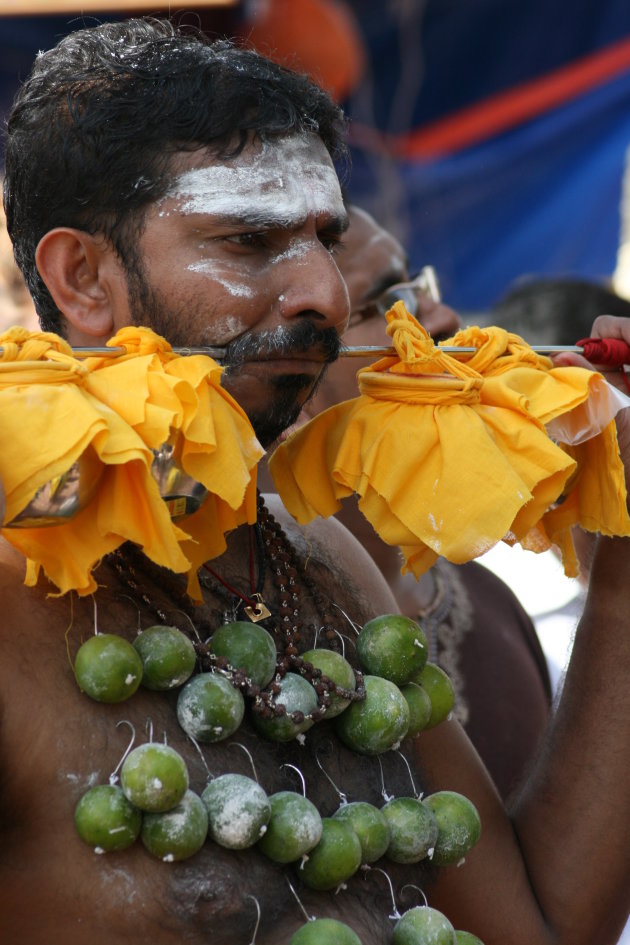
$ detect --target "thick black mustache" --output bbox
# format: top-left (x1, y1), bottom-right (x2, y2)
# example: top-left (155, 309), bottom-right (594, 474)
top-left (221, 319), bottom-right (341, 367)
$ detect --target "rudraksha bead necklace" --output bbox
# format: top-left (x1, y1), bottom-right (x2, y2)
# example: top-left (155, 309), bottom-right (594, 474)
top-left (110, 493), bottom-right (365, 726)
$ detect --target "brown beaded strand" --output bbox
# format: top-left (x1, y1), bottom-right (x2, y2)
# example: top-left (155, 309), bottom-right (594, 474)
top-left (109, 494), bottom-right (365, 727)
top-left (255, 494), bottom-right (366, 712)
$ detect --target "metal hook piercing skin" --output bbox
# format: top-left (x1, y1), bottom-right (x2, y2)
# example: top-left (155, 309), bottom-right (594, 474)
top-left (109, 720), bottom-right (137, 785)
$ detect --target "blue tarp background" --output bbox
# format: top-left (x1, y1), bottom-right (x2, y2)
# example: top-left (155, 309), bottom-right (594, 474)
top-left (341, 0), bottom-right (630, 311)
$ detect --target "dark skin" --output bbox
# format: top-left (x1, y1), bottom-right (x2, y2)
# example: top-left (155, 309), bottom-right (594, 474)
top-left (0, 503), bottom-right (444, 944)
top-left (3, 504), bottom-right (630, 945)
top-left (2, 132), bottom-right (630, 943)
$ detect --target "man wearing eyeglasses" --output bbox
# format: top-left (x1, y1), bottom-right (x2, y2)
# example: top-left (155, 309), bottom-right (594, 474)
top-left (301, 204), bottom-right (553, 802)
top-left (339, 206), bottom-right (459, 339)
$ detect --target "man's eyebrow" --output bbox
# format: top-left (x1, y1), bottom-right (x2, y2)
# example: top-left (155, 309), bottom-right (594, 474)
top-left (203, 210), bottom-right (304, 229)
top-left (324, 214), bottom-right (350, 236)
top-left (192, 209), bottom-right (350, 232)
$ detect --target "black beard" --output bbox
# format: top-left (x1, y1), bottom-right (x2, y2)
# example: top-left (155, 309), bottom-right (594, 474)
top-left (124, 270), bottom-right (340, 446)
top-left (221, 320), bottom-right (340, 447)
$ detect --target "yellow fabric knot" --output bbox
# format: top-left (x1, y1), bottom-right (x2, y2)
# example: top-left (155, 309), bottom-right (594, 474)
top-left (370, 303), bottom-right (481, 383)
top-left (269, 306), bottom-right (630, 578)
top-left (451, 325), bottom-right (546, 375)
top-left (0, 326), bottom-right (263, 599)
top-left (0, 326), bottom-right (86, 384)
top-left (100, 325), bottom-right (176, 359)
top-left (358, 371), bottom-right (483, 406)
top-left (387, 305), bottom-right (440, 365)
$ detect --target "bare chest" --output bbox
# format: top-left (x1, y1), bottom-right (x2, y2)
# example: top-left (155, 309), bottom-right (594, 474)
top-left (0, 561), bottom-right (427, 945)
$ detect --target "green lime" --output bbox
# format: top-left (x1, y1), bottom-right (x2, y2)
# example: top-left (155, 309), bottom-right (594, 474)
top-left (334, 675), bottom-right (410, 755)
top-left (400, 682), bottom-right (433, 736)
top-left (207, 621), bottom-right (277, 687)
top-left (74, 784), bottom-right (141, 853)
top-left (392, 906), bottom-right (456, 944)
top-left (289, 918), bottom-right (363, 945)
top-left (256, 791), bottom-right (322, 863)
top-left (74, 633), bottom-right (143, 703)
top-left (202, 774), bottom-right (270, 849)
top-left (357, 615), bottom-right (428, 686)
top-left (251, 673), bottom-right (317, 742)
top-left (120, 743), bottom-right (189, 813)
top-left (332, 801), bottom-right (391, 864)
top-left (133, 625), bottom-right (196, 690)
top-left (382, 796), bottom-right (438, 864)
top-left (301, 648), bottom-right (356, 718)
top-left (455, 932), bottom-right (485, 944)
top-left (176, 672), bottom-right (245, 743)
top-left (299, 817), bottom-right (362, 891)
top-left (410, 662), bottom-right (455, 729)
top-left (422, 791), bottom-right (481, 866)
top-left (141, 789), bottom-right (208, 861)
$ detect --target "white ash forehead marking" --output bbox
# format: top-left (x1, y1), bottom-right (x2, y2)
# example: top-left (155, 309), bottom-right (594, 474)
top-left (166, 135), bottom-right (343, 222)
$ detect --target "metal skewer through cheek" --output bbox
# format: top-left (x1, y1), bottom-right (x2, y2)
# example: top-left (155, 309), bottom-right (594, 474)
top-left (10, 343), bottom-right (584, 361)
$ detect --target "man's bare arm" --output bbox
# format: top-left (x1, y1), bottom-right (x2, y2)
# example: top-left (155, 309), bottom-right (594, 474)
top-left (302, 325), bottom-right (630, 945)
top-left (417, 329), bottom-right (630, 944)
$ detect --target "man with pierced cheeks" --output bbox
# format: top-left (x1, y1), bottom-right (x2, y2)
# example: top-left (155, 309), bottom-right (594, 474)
top-left (2, 17), bottom-right (630, 945)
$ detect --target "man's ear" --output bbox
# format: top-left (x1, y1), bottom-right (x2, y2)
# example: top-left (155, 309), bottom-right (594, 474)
top-left (35, 228), bottom-right (124, 340)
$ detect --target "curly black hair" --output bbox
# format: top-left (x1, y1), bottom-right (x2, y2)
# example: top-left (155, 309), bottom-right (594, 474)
top-left (3, 17), bottom-right (348, 333)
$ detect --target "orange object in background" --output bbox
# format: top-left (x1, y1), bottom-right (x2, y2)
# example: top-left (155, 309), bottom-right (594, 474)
top-left (244, 0), bottom-right (366, 101)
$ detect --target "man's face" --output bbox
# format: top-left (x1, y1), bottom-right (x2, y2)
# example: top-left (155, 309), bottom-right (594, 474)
top-left (304, 206), bottom-right (461, 415)
top-left (114, 134), bottom-right (350, 446)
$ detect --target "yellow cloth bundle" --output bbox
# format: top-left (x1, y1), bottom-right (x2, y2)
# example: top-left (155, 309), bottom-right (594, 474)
top-left (0, 326), bottom-right (263, 598)
top-left (268, 304), bottom-right (630, 577)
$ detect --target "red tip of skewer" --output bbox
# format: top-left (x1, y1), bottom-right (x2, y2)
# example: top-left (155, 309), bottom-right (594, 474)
top-left (576, 337), bottom-right (630, 368)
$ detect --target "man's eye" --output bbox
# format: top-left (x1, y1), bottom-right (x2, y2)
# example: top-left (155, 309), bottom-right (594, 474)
top-left (347, 304), bottom-right (379, 329)
top-left (226, 232), bottom-right (268, 249)
top-left (319, 233), bottom-right (343, 254)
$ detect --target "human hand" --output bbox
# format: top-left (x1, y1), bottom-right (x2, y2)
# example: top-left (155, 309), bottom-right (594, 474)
top-left (552, 314), bottom-right (630, 393)
top-left (552, 314), bottom-right (630, 482)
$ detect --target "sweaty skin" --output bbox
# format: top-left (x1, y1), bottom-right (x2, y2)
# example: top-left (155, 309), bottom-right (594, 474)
top-left (2, 137), bottom-right (630, 945)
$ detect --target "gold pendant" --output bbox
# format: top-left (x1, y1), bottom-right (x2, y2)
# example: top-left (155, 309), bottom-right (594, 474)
top-left (244, 593), bottom-right (271, 622)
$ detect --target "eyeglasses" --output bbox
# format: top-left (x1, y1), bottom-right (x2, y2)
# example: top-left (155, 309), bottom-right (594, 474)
top-left (348, 265), bottom-right (441, 328)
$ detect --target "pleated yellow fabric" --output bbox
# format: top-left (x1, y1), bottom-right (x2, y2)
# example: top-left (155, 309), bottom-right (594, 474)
top-left (269, 304), bottom-right (630, 577)
top-left (0, 326), bottom-right (263, 598)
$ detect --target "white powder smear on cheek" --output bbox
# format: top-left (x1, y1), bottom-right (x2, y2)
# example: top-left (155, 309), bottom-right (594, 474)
top-left (210, 314), bottom-right (251, 339)
top-left (187, 260), bottom-right (255, 298)
top-left (167, 135), bottom-right (343, 222)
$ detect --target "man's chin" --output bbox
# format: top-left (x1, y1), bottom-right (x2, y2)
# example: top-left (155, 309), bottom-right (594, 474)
top-left (223, 371), bottom-right (320, 448)
top-left (250, 404), bottom-right (306, 450)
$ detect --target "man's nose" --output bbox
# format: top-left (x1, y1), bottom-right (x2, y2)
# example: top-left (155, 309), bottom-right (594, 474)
top-left (415, 295), bottom-right (462, 340)
top-left (278, 242), bottom-right (350, 333)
